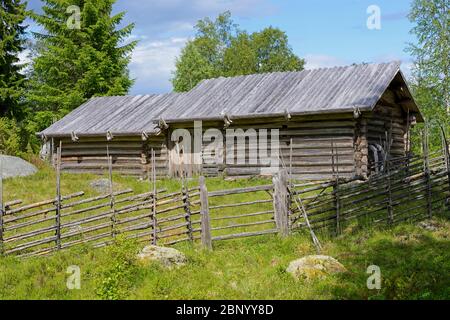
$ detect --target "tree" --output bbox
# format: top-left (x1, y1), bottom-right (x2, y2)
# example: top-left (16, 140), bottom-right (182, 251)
top-left (172, 12), bottom-right (304, 92)
top-left (406, 0), bottom-right (449, 122)
top-left (0, 0), bottom-right (28, 119)
top-left (172, 42), bottom-right (215, 93)
top-left (27, 0), bottom-right (137, 131)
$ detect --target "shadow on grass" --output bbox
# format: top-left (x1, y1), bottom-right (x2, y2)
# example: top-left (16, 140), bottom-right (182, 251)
top-left (332, 228), bottom-right (450, 300)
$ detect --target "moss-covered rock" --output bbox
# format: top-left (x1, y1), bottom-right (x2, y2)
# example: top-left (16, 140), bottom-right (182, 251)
top-left (286, 255), bottom-right (347, 281)
top-left (137, 246), bottom-right (187, 269)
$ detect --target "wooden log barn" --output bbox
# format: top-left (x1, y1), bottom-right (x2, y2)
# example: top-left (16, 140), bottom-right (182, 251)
top-left (38, 61), bottom-right (423, 181)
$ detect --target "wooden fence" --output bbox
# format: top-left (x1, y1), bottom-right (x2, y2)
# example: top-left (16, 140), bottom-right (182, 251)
top-left (289, 130), bottom-right (450, 237)
top-left (1, 130), bottom-right (450, 258)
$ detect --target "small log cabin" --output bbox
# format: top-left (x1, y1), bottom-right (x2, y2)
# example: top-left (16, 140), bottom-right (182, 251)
top-left (39, 61), bottom-right (423, 181)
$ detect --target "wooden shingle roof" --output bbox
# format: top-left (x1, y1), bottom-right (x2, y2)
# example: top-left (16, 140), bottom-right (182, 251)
top-left (40, 61), bottom-right (421, 138)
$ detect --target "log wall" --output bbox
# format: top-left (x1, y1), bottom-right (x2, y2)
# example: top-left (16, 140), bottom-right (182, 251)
top-left (53, 100), bottom-right (410, 181)
top-left (361, 88), bottom-right (409, 174)
top-left (168, 113), bottom-right (358, 181)
top-left (56, 135), bottom-right (169, 178)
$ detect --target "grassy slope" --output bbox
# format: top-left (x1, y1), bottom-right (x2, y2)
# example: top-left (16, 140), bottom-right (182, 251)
top-left (0, 161), bottom-right (449, 300)
top-left (0, 220), bottom-right (449, 300)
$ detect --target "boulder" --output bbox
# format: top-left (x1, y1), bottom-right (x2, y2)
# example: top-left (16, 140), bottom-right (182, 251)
top-left (286, 255), bottom-right (346, 281)
top-left (418, 220), bottom-right (443, 232)
top-left (90, 179), bottom-right (113, 194)
top-left (137, 245), bottom-right (187, 268)
top-left (0, 155), bottom-right (37, 179)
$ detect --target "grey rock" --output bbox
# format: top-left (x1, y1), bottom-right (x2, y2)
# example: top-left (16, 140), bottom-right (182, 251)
top-left (89, 179), bottom-right (112, 194)
top-left (418, 220), bottom-right (442, 232)
top-left (137, 245), bottom-right (187, 268)
top-left (0, 155), bottom-right (37, 179)
top-left (286, 255), bottom-right (347, 281)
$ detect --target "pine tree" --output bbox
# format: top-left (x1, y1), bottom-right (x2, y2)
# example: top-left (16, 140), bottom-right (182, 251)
top-left (0, 0), bottom-right (28, 119)
top-left (27, 0), bottom-right (137, 129)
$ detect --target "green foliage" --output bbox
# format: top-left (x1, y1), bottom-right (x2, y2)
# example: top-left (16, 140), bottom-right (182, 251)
top-left (406, 0), bottom-right (450, 149)
top-left (95, 237), bottom-right (140, 300)
top-left (0, 0), bottom-right (28, 119)
top-left (172, 11), bottom-right (304, 92)
top-left (0, 218), bottom-right (448, 300)
top-left (0, 116), bottom-right (21, 154)
top-left (0, 168), bottom-right (449, 300)
top-left (26, 0), bottom-right (137, 133)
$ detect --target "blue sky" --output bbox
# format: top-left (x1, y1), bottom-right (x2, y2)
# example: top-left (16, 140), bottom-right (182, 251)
top-left (26, 0), bottom-right (416, 95)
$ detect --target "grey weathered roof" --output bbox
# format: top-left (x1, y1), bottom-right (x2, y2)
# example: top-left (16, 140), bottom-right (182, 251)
top-left (40, 93), bottom-right (181, 137)
top-left (40, 61), bottom-right (420, 137)
top-left (161, 61), bottom-right (406, 122)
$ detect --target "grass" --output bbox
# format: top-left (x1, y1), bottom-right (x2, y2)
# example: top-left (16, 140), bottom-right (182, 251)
top-left (1, 160), bottom-right (449, 300)
top-left (0, 219), bottom-right (449, 300)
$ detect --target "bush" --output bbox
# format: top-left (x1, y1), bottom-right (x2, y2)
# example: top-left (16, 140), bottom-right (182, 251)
top-left (95, 237), bottom-right (140, 300)
top-left (0, 117), bottom-right (22, 155)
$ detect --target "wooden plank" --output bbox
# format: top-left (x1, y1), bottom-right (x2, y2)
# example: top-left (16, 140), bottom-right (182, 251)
top-left (208, 185), bottom-right (273, 197)
top-left (273, 169), bottom-right (289, 237)
top-left (212, 229), bottom-right (278, 241)
top-left (199, 176), bottom-right (212, 250)
top-left (55, 142), bottom-right (62, 250)
top-left (0, 156), bottom-right (3, 255)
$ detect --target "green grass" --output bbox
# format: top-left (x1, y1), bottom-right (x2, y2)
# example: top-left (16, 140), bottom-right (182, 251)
top-left (1, 161), bottom-right (449, 300)
top-left (0, 218), bottom-right (449, 300)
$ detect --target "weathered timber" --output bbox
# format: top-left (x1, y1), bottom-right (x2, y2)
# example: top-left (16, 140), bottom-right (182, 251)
top-left (199, 176), bottom-right (212, 250)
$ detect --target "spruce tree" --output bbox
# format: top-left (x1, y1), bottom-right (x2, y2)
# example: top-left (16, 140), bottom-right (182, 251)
top-left (0, 0), bottom-right (28, 119)
top-left (27, 0), bottom-right (137, 129)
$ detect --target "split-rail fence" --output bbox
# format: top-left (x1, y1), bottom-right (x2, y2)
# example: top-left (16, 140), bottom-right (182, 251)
top-left (1, 130), bottom-right (449, 257)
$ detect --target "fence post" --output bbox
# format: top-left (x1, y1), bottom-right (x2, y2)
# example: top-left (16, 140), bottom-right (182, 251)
top-left (55, 142), bottom-right (62, 250)
top-left (273, 169), bottom-right (289, 237)
top-left (331, 142), bottom-right (341, 235)
top-left (151, 148), bottom-right (158, 245)
top-left (107, 145), bottom-right (116, 239)
top-left (386, 159), bottom-right (394, 224)
top-left (199, 176), bottom-right (212, 250)
top-left (183, 188), bottom-right (194, 242)
top-left (440, 127), bottom-right (450, 207)
top-left (422, 128), bottom-right (433, 219)
top-left (0, 155), bottom-right (4, 255)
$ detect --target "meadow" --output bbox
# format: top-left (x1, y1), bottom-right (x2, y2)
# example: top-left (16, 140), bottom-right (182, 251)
top-left (0, 160), bottom-right (449, 300)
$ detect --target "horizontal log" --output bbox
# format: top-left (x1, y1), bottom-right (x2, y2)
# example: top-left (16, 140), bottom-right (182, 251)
top-left (5, 192), bottom-right (85, 215)
top-left (209, 199), bottom-right (272, 210)
top-left (212, 229), bottom-right (278, 241)
top-left (211, 219), bottom-right (275, 231)
top-left (208, 185), bottom-right (273, 197)
top-left (210, 210), bottom-right (274, 221)
top-left (5, 235), bottom-right (57, 255)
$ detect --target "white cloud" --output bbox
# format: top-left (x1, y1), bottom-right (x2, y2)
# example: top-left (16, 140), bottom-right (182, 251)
top-left (124, 0), bottom-right (275, 94)
top-left (129, 37), bottom-right (189, 94)
top-left (304, 54), bottom-right (348, 70)
top-left (116, 0), bottom-right (274, 37)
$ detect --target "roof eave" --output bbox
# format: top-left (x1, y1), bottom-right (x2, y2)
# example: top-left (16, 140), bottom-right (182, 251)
top-left (159, 107), bottom-right (371, 124)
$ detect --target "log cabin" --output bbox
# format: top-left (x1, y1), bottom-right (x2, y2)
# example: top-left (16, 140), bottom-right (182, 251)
top-left (38, 61), bottom-right (423, 181)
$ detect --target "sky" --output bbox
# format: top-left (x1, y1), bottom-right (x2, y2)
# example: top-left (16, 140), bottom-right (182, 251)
top-left (26, 0), bottom-right (417, 95)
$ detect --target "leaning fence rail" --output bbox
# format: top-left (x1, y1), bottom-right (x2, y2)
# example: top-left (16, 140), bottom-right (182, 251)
top-left (1, 130), bottom-right (450, 258)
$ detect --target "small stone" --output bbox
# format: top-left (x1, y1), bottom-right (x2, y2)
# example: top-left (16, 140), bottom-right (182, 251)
top-left (89, 179), bottom-right (114, 194)
top-left (286, 255), bottom-right (347, 281)
top-left (137, 245), bottom-right (187, 268)
top-left (418, 220), bottom-right (442, 232)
